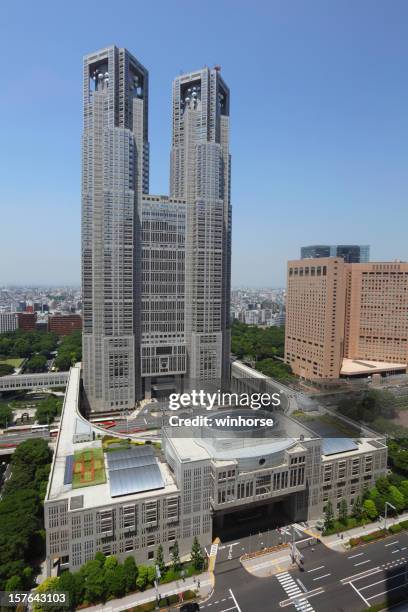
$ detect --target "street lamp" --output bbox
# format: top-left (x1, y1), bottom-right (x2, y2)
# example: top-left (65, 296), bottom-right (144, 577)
top-left (384, 501), bottom-right (397, 531)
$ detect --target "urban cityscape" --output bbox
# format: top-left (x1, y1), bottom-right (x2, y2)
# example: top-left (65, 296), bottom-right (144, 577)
top-left (1, 3), bottom-right (408, 612)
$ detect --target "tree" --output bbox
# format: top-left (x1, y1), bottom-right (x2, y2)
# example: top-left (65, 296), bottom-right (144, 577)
top-left (339, 499), bottom-right (348, 525)
top-left (5, 575), bottom-right (23, 591)
top-left (135, 565), bottom-right (149, 591)
top-left (33, 577), bottom-right (60, 612)
top-left (35, 396), bottom-right (60, 425)
top-left (363, 499), bottom-right (378, 521)
top-left (324, 501), bottom-right (334, 531)
top-left (105, 563), bottom-right (126, 598)
top-left (398, 480), bottom-right (408, 507)
top-left (191, 536), bottom-right (205, 571)
top-left (58, 571), bottom-right (84, 609)
top-left (81, 559), bottom-right (106, 603)
top-left (123, 556), bottom-right (138, 593)
top-left (352, 496), bottom-right (363, 521)
top-left (0, 364), bottom-right (14, 376)
top-left (0, 405), bottom-right (13, 428)
top-left (170, 540), bottom-right (181, 572)
top-left (389, 485), bottom-right (405, 513)
top-left (25, 354), bottom-right (47, 373)
top-left (155, 544), bottom-right (166, 577)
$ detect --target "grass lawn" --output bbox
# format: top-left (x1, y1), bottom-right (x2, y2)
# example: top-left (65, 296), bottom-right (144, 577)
top-left (0, 357), bottom-right (24, 368)
top-left (72, 447), bottom-right (106, 489)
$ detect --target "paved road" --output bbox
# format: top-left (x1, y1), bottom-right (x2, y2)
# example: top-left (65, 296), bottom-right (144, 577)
top-left (205, 528), bottom-right (408, 611)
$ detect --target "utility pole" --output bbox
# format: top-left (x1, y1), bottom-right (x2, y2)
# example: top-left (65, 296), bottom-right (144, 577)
top-left (384, 502), bottom-right (397, 531)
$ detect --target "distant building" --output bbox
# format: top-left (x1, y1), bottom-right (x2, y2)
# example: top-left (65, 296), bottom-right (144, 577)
top-left (285, 258), bottom-right (408, 379)
top-left (17, 312), bottom-right (37, 331)
top-left (48, 314), bottom-right (82, 336)
top-left (301, 245), bottom-right (370, 263)
top-left (0, 312), bottom-right (18, 334)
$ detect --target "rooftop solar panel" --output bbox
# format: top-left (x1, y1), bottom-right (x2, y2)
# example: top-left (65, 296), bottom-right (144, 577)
top-left (107, 453), bottom-right (156, 471)
top-left (109, 463), bottom-right (164, 498)
top-left (322, 438), bottom-right (358, 456)
top-left (107, 446), bottom-right (154, 464)
top-left (63, 454), bottom-right (74, 485)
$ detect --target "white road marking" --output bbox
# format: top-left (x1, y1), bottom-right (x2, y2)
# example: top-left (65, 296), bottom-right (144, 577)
top-left (354, 559), bottom-right (371, 566)
top-left (312, 573), bottom-right (331, 581)
top-left (385, 540), bottom-right (399, 547)
top-left (349, 581), bottom-right (370, 607)
top-left (359, 570), bottom-right (406, 591)
top-left (348, 552), bottom-right (364, 559)
top-left (307, 565), bottom-right (325, 572)
top-left (229, 588), bottom-right (242, 612)
top-left (341, 567), bottom-right (381, 583)
top-left (367, 583), bottom-right (407, 601)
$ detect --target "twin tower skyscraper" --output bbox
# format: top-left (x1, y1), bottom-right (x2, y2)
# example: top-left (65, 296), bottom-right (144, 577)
top-left (82, 46), bottom-right (231, 412)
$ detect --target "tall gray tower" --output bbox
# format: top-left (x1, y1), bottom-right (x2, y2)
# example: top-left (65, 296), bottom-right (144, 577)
top-left (170, 67), bottom-right (231, 388)
top-left (82, 46), bottom-right (149, 412)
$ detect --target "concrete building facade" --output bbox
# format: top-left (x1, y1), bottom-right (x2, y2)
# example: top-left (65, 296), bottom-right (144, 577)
top-left (0, 312), bottom-right (18, 334)
top-left (81, 49), bottom-right (232, 412)
top-left (81, 46), bottom-right (149, 412)
top-left (285, 258), bottom-right (408, 379)
top-left (45, 365), bottom-right (387, 574)
top-left (170, 67), bottom-right (231, 389)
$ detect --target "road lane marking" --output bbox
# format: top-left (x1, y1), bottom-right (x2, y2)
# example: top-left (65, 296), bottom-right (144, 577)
top-left (312, 573), bottom-right (331, 581)
top-left (341, 567), bottom-right (381, 583)
top-left (348, 552), bottom-right (364, 559)
top-left (297, 579), bottom-right (307, 592)
top-left (354, 560), bottom-right (371, 567)
top-left (385, 540), bottom-right (399, 547)
top-left (229, 588), bottom-right (242, 612)
top-left (367, 583), bottom-right (407, 601)
top-left (349, 582), bottom-right (370, 607)
top-left (359, 570), bottom-right (406, 591)
top-left (307, 565), bottom-right (325, 573)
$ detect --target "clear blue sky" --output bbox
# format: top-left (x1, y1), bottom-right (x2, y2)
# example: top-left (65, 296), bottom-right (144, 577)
top-left (1, 0), bottom-right (407, 287)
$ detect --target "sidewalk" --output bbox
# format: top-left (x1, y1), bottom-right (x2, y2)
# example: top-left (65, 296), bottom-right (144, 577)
top-left (315, 510), bottom-right (408, 550)
top-left (79, 571), bottom-right (211, 612)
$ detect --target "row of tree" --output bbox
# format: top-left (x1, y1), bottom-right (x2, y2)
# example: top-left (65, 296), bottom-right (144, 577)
top-left (53, 331), bottom-right (82, 370)
top-left (0, 438), bottom-right (52, 591)
top-left (324, 474), bottom-right (408, 532)
top-left (36, 538), bottom-right (205, 610)
top-left (0, 330), bottom-right (58, 359)
top-left (231, 320), bottom-right (285, 360)
top-left (231, 320), bottom-right (292, 381)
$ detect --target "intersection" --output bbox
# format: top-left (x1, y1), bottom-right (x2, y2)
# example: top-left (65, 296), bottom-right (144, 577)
top-left (205, 526), bottom-right (408, 611)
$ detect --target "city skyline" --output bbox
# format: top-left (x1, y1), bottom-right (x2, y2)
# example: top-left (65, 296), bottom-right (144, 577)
top-left (2, 1), bottom-right (408, 287)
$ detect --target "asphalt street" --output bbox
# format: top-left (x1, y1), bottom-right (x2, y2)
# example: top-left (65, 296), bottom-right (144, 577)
top-left (205, 528), bottom-right (408, 612)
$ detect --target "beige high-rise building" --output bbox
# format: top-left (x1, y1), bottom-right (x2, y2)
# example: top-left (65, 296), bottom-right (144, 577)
top-left (285, 258), bottom-right (408, 379)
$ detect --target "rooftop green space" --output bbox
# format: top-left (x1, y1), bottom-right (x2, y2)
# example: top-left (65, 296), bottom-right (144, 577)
top-left (72, 447), bottom-right (106, 489)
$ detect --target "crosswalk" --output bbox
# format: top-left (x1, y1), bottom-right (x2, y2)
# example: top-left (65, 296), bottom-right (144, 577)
top-left (276, 572), bottom-right (315, 612)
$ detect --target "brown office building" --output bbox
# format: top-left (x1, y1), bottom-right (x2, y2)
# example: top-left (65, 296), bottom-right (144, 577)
top-left (48, 314), bottom-right (82, 336)
top-left (285, 259), bottom-right (408, 379)
top-left (17, 312), bottom-right (37, 331)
